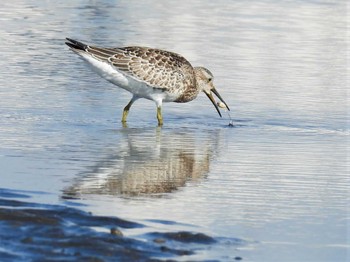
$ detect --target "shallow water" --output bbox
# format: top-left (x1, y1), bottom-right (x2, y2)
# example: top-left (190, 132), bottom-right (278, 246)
top-left (0, 0), bottom-right (349, 261)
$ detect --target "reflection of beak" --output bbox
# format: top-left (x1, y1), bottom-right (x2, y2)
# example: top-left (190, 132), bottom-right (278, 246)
top-left (204, 87), bottom-right (230, 117)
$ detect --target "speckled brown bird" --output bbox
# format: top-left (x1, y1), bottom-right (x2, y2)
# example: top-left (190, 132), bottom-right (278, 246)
top-left (65, 38), bottom-right (229, 125)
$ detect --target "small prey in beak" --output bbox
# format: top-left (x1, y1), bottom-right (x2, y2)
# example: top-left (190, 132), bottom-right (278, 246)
top-left (204, 87), bottom-right (230, 117)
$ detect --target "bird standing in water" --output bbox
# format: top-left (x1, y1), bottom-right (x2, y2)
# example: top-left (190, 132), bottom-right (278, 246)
top-left (65, 38), bottom-right (229, 125)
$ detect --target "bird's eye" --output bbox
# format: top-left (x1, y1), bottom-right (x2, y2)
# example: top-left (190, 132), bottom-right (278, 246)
top-left (208, 78), bottom-right (212, 82)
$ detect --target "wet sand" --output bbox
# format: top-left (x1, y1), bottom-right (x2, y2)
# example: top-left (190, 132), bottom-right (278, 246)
top-left (0, 188), bottom-right (243, 261)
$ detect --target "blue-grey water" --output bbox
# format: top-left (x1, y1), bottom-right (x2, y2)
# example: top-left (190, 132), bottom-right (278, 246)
top-left (0, 1), bottom-right (348, 261)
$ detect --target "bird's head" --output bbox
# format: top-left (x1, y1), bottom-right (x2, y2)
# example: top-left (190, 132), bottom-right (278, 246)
top-left (194, 67), bottom-right (230, 117)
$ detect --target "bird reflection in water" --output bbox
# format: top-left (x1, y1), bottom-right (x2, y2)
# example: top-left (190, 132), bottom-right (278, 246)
top-left (63, 128), bottom-right (220, 198)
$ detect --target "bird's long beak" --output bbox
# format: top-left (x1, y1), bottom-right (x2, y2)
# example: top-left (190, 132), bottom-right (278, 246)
top-left (204, 87), bottom-right (230, 117)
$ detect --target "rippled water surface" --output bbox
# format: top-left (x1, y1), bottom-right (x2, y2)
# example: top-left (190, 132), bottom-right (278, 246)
top-left (0, 1), bottom-right (348, 261)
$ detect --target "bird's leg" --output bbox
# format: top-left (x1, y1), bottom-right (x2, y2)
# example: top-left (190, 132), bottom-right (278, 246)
top-left (157, 106), bottom-right (163, 126)
top-left (122, 97), bottom-right (137, 123)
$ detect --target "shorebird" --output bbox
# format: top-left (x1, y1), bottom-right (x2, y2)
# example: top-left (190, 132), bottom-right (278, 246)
top-left (65, 38), bottom-right (229, 125)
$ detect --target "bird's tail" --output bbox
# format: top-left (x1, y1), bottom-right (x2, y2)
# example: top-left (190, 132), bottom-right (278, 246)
top-left (65, 38), bottom-right (124, 62)
top-left (65, 38), bottom-right (88, 51)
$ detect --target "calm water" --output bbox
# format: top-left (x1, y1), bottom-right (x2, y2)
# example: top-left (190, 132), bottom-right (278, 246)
top-left (0, 0), bottom-right (348, 261)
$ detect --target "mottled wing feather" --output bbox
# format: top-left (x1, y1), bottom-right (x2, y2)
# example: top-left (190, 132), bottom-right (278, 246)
top-left (85, 46), bottom-right (120, 60)
top-left (85, 46), bottom-right (195, 92)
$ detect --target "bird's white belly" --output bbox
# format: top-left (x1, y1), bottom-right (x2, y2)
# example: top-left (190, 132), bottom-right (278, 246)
top-left (80, 53), bottom-right (128, 86)
top-left (79, 53), bottom-right (179, 103)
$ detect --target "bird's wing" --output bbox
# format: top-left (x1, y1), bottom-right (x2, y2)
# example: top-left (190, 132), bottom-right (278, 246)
top-left (86, 46), bottom-right (195, 90)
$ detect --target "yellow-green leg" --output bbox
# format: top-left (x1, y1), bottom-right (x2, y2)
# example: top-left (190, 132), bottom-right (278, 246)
top-left (157, 106), bottom-right (163, 126)
top-left (122, 97), bottom-right (137, 123)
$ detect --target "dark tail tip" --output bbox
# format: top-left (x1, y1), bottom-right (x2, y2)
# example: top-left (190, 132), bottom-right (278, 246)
top-left (65, 38), bottom-right (87, 51)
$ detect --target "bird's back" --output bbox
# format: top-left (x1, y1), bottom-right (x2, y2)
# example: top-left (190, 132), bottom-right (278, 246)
top-left (111, 47), bottom-right (196, 96)
top-left (66, 38), bottom-right (200, 102)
